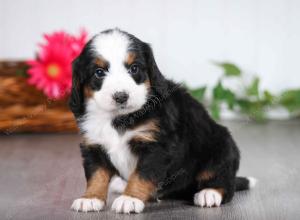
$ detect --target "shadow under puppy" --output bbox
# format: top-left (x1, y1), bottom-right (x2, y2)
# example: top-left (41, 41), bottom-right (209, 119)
top-left (69, 28), bottom-right (256, 214)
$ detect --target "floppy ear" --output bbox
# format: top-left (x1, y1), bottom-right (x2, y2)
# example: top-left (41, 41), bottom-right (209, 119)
top-left (143, 43), bottom-right (168, 97)
top-left (69, 56), bottom-right (85, 118)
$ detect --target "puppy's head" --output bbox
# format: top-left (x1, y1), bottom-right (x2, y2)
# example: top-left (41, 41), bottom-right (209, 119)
top-left (69, 29), bottom-right (166, 118)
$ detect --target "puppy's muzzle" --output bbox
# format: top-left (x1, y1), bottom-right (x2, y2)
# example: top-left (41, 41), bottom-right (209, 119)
top-left (113, 91), bottom-right (129, 105)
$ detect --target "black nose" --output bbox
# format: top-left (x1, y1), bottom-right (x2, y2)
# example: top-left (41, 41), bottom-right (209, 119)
top-left (113, 91), bottom-right (129, 104)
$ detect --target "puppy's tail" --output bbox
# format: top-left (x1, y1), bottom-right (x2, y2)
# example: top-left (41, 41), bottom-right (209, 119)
top-left (235, 176), bottom-right (257, 191)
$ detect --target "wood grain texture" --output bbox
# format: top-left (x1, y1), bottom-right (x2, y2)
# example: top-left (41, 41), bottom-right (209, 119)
top-left (0, 120), bottom-right (299, 220)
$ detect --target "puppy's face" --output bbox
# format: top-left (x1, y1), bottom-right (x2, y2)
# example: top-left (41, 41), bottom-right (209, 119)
top-left (70, 29), bottom-right (164, 117)
top-left (89, 32), bottom-right (149, 114)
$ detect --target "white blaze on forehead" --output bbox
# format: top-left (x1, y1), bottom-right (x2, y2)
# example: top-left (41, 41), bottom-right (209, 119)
top-left (92, 30), bottom-right (130, 71)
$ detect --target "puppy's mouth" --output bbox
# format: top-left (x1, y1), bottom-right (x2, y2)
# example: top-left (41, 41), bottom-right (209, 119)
top-left (114, 103), bottom-right (136, 114)
top-left (116, 103), bottom-right (127, 110)
top-left (92, 98), bottom-right (131, 114)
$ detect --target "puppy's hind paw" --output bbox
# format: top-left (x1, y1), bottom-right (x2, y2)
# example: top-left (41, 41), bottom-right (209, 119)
top-left (194, 189), bottom-right (222, 208)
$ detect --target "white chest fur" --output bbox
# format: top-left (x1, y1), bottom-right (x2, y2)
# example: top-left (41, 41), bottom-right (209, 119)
top-left (80, 101), bottom-right (139, 180)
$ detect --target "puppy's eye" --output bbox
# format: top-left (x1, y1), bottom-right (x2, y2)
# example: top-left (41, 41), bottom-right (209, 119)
top-left (128, 64), bottom-right (140, 75)
top-left (95, 68), bottom-right (105, 79)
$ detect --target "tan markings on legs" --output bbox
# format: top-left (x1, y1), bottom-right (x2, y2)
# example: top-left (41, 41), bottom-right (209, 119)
top-left (124, 172), bottom-right (156, 202)
top-left (130, 119), bottom-right (160, 143)
top-left (83, 168), bottom-right (112, 201)
top-left (197, 170), bottom-right (215, 182)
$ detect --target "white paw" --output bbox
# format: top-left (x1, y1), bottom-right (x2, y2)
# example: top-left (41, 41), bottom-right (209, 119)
top-left (194, 189), bottom-right (222, 208)
top-left (111, 195), bottom-right (145, 214)
top-left (109, 176), bottom-right (127, 194)
top-left (71, 198), bottom-right (105, 212)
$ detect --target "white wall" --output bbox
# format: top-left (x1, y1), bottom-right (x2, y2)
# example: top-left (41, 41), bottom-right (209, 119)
top-left (0, 0), bottom-right (299, 92)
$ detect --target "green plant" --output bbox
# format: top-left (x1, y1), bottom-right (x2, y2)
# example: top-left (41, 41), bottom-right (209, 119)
top-left (188, 62), bottom-right (300, 121)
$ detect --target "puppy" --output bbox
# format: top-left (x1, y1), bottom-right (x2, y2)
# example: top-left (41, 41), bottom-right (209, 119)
top-left (69, 28), bottom-right (256, 214)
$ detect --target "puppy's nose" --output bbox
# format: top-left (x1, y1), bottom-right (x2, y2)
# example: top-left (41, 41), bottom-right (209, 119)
top-left (113, 91), bottom-right (129, 104)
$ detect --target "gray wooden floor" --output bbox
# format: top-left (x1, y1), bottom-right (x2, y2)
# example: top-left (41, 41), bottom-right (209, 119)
top-left (0, 121), bottom-right (300, 220)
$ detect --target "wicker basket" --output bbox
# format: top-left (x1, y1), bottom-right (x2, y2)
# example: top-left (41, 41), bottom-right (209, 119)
top-left (0, 61), bottom-right (78, 133)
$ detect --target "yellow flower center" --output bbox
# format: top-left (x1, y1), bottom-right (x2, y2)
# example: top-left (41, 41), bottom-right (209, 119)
top-left (47, 64), bottom-right (60, 78)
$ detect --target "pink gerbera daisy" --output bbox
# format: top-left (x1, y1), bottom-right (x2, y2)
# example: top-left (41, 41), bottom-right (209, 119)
top-left (27, 30), bottom-right (87, 99)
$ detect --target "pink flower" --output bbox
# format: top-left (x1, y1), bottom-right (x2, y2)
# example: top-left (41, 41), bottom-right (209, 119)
top-left (27, 30), bottom-right (88, 99)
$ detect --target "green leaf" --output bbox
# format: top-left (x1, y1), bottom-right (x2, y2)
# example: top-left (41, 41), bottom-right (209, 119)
top-left (213, 81), bottom-right (225, 100)
top-left (215, 62), bottom-right (241, 77)
top-left (262, 90), bottom-right (275, 105)
top-left (212, 81), bottom-right (236, 109)
top-left (246, 77), bottom-right (260, 98)
top-left (224, 90), bottom-right (236, 109)
top-left (248, 106), bottom-right (265, 122)
top-left (189, 87), bottom-right (206, 102)
top-left (263, 90), bottom-right (274, 102)
top-left (210, 101), bottom-right (221, 120)
top-left (236, 99), bottom-right (266, 122)
top-left (279, 89), bottom-right (300, 113)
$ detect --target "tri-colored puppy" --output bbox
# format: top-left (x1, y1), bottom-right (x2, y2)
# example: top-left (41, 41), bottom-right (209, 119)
top-left (69, 28), bottom-right (256, 214)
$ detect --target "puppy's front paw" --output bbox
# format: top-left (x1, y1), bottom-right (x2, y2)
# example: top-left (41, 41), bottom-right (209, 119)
top-left (194, 189), bottom-right (222, 208)
top-left (71, 198), bottom-right (105, 212)
top-left (111, 195), bottom-right (144, 214)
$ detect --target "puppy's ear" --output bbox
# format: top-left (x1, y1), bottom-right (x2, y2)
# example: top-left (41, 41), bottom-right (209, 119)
top-left (143, 43), bottom-right (168, 97)
top-left (69, 56), bottom-right (85, 118)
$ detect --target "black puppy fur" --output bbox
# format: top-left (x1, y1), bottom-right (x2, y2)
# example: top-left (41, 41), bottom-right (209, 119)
top-left (70, 29), bottom-right (252, 208)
